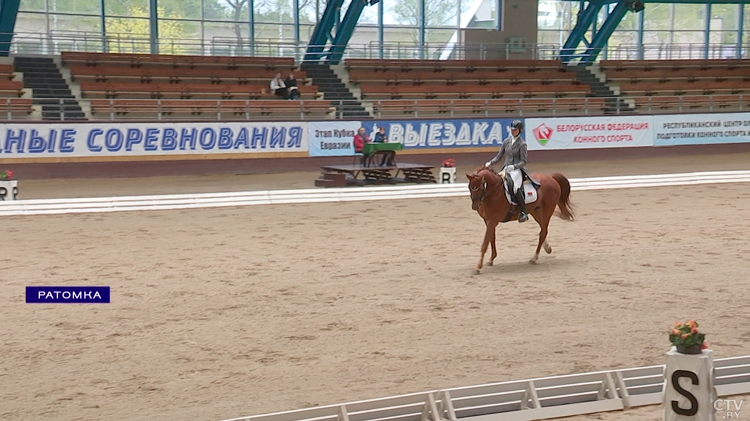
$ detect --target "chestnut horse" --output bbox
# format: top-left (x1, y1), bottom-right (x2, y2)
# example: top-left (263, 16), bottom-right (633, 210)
top-left (466, 167), bottom-right (575, 274)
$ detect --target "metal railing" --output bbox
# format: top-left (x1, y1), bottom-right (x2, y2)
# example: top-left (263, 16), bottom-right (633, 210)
top-left (2, 94), bottom-right (746, 122)
top-left (7, 30), bottom-right (750, 61)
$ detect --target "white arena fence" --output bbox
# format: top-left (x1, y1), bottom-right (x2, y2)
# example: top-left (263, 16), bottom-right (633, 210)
top-left (2, 170), bottom-right (750, 216)
top-left (218, 355), bottom-right (750, 421)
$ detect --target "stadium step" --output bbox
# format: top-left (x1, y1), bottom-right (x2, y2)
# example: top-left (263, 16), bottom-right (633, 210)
top-left (14, 55), bottom-right (88, 121)
top-left (566, 62), bottom-right (634, 114)
top-left (301, 62), bottom-right (371, 118)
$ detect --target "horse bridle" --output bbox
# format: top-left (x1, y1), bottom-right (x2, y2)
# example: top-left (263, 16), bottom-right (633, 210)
top-left (470, 175), bottom-right (497, 207)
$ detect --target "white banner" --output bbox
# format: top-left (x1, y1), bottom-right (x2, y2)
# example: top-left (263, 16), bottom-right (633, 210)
top-left (0, 121), bottom-right (308, 159)
top-left (654, 112), bottom-right (750, 146)
top-left (308, 121), bottom-right (361, 157)
top-left (525, 116), bottom-right (654, 150)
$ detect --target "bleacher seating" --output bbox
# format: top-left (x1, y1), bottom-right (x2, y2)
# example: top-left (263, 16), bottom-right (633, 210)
top-left (371, 97), bottom-right (608, 118)
top-left (89, 98), bottom-right (334, 120)
top-left (0, 64), bottom-right (33, 118)
top-left (601, 59), bottom-right (750, 112)
top-left (346, 59), bottom-right (595, 116)
top-left (62, 52), bottom-right (296, 70)
top-left (62, 52), bottom-right (329, 120)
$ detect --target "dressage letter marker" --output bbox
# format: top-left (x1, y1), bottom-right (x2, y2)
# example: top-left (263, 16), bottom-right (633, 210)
top-left (26, 286), bottom-right (110, 303)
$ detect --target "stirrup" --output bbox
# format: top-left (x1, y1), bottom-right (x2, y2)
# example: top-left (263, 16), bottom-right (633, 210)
top-left (518, 212), bottom-right (528, 223)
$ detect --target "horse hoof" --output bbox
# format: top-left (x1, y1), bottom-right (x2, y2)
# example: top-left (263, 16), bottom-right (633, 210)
top-left (473, 269), bottom-right (481, 275)
top-left (487, 261), bottom-right (494, 266)
top-left (545, 246), bottom-right (552, 254)
top-left (529, 257), bottom-right (538, 265)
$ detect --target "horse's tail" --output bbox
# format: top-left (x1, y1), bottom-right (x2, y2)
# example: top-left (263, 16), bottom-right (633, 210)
top-left (551, 173), bottom-right (575, 221)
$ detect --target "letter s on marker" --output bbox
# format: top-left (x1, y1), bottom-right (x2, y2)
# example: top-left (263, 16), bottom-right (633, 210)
top-left (671, 370), bottom-right (699, 416)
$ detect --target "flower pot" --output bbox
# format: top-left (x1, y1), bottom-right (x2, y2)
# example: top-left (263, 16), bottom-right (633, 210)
top-left (676, 344), bottom-right (703, 355)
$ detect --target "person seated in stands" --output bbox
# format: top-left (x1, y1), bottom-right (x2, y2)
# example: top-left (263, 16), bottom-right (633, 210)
top-left (284, 72), bottom-right (300, 100)
top-left (373, 126), bottom-right (395, 167)
top-left (270, 72), bottom-right (288, 99)
top-left (353, 127), bottom-right (371, 166)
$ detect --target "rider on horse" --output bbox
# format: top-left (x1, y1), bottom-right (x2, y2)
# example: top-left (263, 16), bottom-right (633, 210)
top-left (484, 120), bottom-right (530, 223)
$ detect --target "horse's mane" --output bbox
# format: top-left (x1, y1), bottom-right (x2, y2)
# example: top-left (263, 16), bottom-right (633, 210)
top-left (473, 166), bottom-right (500, 178)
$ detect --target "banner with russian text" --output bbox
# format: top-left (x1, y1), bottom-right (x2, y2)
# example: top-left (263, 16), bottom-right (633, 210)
top-left (308, 121), bottom-right (361, 157)
top-left (366, 119), bottom-right (517, 149)
top-left (525, 116), bottom-right (654, 150)
top-left (653, 112), bottom-right (750, 146)
top-left (0, 121), bottom-right (308, 159)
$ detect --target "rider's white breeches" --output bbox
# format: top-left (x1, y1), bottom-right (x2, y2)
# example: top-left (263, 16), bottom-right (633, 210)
top-left (508, 169), bottom-right (523, 193)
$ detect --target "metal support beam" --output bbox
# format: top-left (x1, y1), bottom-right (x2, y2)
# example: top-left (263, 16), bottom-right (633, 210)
top-left (249, 0), bottom-right (255, 56)
top-left (559, 0), bottom-right (749, 64)
top-left (419, 0), bottom-right (426, 59)
top-left (304, 0), bottom-right (345, 61)
top-left (560, 0), bottom-right (601, 63)
top-left (378, 0), bottom-right (384, 59)
top-left (303, 0), bottom-right (371, 64)
top-left (100, 0), bottom-right (107, 53)
top-left (327, 0), bottom-right (368, 64)
top-left (560, 0), bottom-right (631, 64)
top-left (149, 0), bottom-right (159, 54)
top-left (703, 3), bottom-right (710, 59)
top-left (738, 4), bottom-right (744, 60)
top-left (0, 0), bottom-right (21, 56)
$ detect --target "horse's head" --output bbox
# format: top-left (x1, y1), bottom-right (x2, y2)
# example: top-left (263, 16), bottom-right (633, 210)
top-left (466, 167), bottom-right (501, 211)
top-left (466, 170), bottom-right (487, 211)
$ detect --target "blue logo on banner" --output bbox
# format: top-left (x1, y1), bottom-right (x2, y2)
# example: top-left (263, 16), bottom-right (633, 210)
top-left (26, 286), bottom-right (110, 303)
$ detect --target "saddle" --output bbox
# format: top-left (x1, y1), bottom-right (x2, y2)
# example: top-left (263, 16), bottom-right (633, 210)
top-left (503, 168), bottom-right (540, 206)
top-left (504, 179), bottom-right (539, 205)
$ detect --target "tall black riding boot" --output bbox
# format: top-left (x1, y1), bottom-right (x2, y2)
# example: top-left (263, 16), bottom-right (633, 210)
top-left (515, 189), bottom-right (528, 223)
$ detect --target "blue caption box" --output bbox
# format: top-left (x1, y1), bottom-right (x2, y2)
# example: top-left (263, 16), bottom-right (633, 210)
top-left (26, 286), bottom-right (110, 303)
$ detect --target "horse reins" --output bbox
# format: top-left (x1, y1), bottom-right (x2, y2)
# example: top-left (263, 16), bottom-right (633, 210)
top-left (470, 174), bottom-right (499, 207)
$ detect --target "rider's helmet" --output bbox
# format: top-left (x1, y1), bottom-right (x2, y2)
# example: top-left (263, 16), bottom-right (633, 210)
top-left (511, 120), bottom-right (523, 133)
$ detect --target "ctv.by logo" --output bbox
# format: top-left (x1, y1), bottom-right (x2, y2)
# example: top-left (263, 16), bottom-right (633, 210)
top-left (715, 398), bottom-right (744, 419)
top-left (532, 123), bottom-right (553, 146)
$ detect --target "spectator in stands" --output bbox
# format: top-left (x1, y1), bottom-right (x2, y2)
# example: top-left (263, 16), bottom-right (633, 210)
top-left (484, 119), bottom-right (530, 223)
top-left (353, 127), bottom-right (371, 166)
top-left (270, 72), bottom-right (288, 99)
top-left (284, 72), bottom-right (300, 100)
top-left (373, 126), bottom-right (395, 167)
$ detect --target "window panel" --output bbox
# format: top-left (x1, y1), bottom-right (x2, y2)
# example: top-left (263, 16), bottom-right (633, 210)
top-left (383, 27), bottom-right (419, 58)
top-left (48, 0), bottom-right (101, 14)
top-left (359, 4), bottom-right (377, 25)
top-left (672, 4), bottom-right (705, 31)
top-left (204, 21), bottom-right (253, 55)
top-left (298, 0), bottom-right (324, 25)
top-left (105, 17), bottom-right (150, 52)
top-left (162, 0), bottom-right (202, 20)
top-left (424, 28), bottom-right (454, 59)
top-left (385, 0), bottom-right (418, 26)
top-left (156, 19), bottom-right (201, 54)
top-left (643, 3), bottom-right (671, 30)
top-left (19, 0), bottom-right (46, 13)
top-left (255, 0), bottom-right (293, 24)
top-left (537, 29), bottom-right (565, 48)
top-left (424, 0), bottom-right (457, 27)
top-left (253, 23), bottom-right (300, 56)
top-left (206, 0), bottom-right (249, 22)
top-left (537, 1), bottom-right (559, 29)
top-left (709, 4), bottom-right (739, 31)
top-left (105, 0), bottom-right (149, 17)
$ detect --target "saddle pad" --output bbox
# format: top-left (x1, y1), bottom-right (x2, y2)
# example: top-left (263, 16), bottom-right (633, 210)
top-left (504, 181), bottom-right (538, 205)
